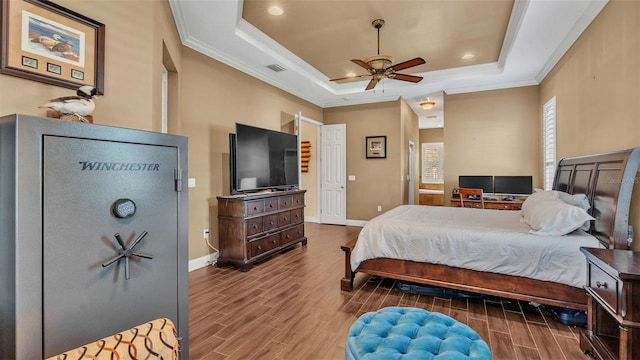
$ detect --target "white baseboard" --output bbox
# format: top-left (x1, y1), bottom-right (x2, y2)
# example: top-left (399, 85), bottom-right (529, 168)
top-left (304, 217), bottom-right (367, 227)
top-left (346, 219), bottom-right (368, 227)
top-left (188, 252), bottom-right (218, 272)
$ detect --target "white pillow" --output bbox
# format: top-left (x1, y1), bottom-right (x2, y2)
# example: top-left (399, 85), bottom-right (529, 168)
top-left (556, 191), bottom-right (590, 211)
top-left (521, 189), bottom-right (558, 219)
top-left (554, 191), bottom-right (591, 231)
top-left (523, 196), bottom-right (595, 236)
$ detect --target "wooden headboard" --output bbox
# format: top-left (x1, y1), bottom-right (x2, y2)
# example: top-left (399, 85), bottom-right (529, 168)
top-left (553, 147), bottom-right (640, 249)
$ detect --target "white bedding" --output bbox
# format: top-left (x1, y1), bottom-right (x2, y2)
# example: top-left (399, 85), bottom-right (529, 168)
top-left (351, 205), bottom-right (603, 288)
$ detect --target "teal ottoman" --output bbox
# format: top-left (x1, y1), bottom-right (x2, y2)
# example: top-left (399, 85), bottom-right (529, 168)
top-left (346, 307), bottom-right (491, 360)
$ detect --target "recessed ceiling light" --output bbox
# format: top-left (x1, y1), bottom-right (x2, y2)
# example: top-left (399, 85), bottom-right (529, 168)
top-left (461, 53), bottom-right (476, 60)
top-left (268, 6), bottom-right (284, 16)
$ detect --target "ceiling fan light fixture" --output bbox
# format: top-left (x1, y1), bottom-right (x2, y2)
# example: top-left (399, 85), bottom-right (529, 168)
top-left (364, 55), bottom-right (393, 70)
top-left (420, 100), bottom-right (436, 110)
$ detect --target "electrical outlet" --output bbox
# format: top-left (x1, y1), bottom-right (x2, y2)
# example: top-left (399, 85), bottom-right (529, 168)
top-left (377, 205), bottom-right (382, 212)
top-left (203, 229), bottom-right (209, 240)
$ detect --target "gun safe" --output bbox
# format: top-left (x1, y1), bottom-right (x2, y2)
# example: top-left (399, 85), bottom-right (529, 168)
top-left (0, 114), bottom-right (189, 359)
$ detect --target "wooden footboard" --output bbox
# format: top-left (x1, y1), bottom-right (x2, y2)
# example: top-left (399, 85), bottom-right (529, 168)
top-left (340, 237), bottom-right (357, 291)
top-left (341, 235), bottom-right (587, 310)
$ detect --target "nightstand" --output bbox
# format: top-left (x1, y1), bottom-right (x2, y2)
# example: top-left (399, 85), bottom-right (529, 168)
top-left (580, 248), bottom-right (640, 360)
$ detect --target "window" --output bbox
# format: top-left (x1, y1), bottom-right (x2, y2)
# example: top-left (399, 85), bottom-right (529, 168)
top-left (421, 142), bottom-right (443, 184)
top-left (543, 97), bottom-right (556, 190)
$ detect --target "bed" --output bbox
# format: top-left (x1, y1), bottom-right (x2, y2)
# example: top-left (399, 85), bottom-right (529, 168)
top-left (341, 148), bottom-right (640, 310)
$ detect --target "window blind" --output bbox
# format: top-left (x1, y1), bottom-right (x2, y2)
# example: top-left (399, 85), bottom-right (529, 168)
top-left (422, 142), bottom-right (443, 184)
top-left (543, 97), bottom-right (556, 190)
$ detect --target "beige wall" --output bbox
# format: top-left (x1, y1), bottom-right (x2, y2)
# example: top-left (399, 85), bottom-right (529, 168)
top-left (443, 86), bottom-right (540, 204)
top-left (300, 121), bottom-right (318, 218)
top-left (324, 101), bottom-right (404, 220)
top-left (0, 1), bottom-right (180, 131)
top-left (540, 0), bottom-right (640, 249)
top-left (420, 128), bottom-right (444, 143)
top-left (400, 98), bottom-right (420, 204)
top-left (181, 47), bottom-right (322, 259)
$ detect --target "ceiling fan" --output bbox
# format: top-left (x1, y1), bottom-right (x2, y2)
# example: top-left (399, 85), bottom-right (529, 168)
top-left (330, 19), bottom-right (426, 91)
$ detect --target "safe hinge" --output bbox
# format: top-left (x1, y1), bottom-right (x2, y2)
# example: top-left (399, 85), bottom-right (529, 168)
top-left (175, 168), bottom-right (183, 192)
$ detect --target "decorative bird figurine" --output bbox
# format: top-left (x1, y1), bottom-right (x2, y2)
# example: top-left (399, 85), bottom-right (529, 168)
top-left (39, 85), bottom-right (98, 123)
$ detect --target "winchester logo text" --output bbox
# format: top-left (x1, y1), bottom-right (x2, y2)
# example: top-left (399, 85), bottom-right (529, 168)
top-left (79, 161), bottom-right (160, 171)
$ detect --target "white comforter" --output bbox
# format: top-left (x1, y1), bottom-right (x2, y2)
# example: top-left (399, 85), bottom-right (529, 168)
top-left (351, 205), bottom-right (603, 288)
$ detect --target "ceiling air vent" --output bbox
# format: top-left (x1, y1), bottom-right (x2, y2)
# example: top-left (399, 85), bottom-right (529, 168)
top-left (266, 64), bottom-right (286, 72)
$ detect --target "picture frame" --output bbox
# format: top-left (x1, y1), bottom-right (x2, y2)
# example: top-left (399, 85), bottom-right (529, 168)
top-left (0, 0), bottom-right (105, 94)
top-left (365, 135), bottom-right (386, 159)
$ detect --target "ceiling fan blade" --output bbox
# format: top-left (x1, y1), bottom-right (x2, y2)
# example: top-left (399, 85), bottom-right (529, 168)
top-left (391, 73), bottom-right (423, 83)
top-left (351, 59), bottom-right (374, 71)
top-left (365, 78), bottom-right (378, 90)
top-left (390, 57), bottom-right (426, 72)
top-left (329, 74), bottom-right (371, 82)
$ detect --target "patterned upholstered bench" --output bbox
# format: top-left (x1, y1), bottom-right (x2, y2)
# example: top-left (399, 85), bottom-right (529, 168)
top-left (346, 307), bottom-right (491, 360)
top-left (46, 318), bottom-right (180, 360)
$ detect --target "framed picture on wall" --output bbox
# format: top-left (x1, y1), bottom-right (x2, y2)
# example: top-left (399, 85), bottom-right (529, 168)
top-left (366, 135), bottom-right (386, 159)
top-left (0, 0), bottom-right (105, 93)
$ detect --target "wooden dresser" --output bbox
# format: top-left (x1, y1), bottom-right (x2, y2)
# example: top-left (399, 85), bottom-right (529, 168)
top-left (216, 189), bottom-right (306, 271)
top-left (580, 248), bottom-right (640, 360)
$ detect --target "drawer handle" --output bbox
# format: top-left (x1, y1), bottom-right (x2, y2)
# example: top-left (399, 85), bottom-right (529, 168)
top-left (257, 245), bottom-right (262, 250)
top-left (252, 224), bottom-right (258, 229)
top-left (283, 217), bottom-right (288, 221)
top-left (269, 204), bottom-right (274, 208)
top-left (283, 201), bottom-right (288, 205)
top-left (286, 235), bottom-right (290, 239)
top-left (253, 206), bottom-right (258, 211)
top-left (271, 240), bottom-right (276, 244)
top-left (269, 221), bottom-right (274, 225)
top-left (596, 281), bottom-right (608, 289)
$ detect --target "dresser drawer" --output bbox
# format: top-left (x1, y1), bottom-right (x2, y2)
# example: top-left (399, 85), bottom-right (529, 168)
top-left (250, 233), bottom-right (280, 257)
top-left (281, 224), bottom-right (304, 244)
top-left (263, 214), bottom-right (278, 232)
top-left (589, 262), bottom-right (619, 313)
top-left (293, 193), bottom-right (305, 207)
top-left (246, 200), bottom-right (264, 216)
top-left (264, 198), bottom-right (278, 213)
top-left (291, 208), bottom-right (303, 224)
top-left (246, 217), bottom-right (264, 237)
top-left (279, 210), bottom-right (292, 227)
top-left (279, 195), bottom-right (293, 210)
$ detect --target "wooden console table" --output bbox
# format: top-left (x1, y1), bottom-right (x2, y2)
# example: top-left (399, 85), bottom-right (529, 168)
top-left (217, 190), bottom-right (306, 271)
top-left (449, 197), bottom-right (523, 210)
top-left (580, 248), bottom-right (640, 360)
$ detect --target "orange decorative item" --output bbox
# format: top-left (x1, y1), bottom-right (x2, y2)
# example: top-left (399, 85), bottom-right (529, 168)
top-left (301, 141), bottom-right (311, 172)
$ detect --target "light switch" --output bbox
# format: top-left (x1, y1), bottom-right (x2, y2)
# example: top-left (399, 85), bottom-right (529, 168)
top-left (348, 175), bottom-right (356, 181)
top-left (188, 178), bottom-right (196, 188)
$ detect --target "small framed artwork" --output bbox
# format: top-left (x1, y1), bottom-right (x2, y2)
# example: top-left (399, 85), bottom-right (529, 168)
top-left (47, 62), bottom-right (61, 74)
top-left (0, 0), bottom-right (105, 93)
top-left (366, 135), bottom-right (387, 159)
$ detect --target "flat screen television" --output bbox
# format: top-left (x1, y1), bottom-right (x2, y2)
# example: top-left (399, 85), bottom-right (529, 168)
top-left (458, 175), bottom-right (494, 194)
top-left (229, 123), bottom-right (299, 194)
top-left (494, 176), bottom-right (533, 195)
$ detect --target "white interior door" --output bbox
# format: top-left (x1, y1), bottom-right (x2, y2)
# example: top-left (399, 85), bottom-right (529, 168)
top-left (320, 124), bottom-right (346, 225)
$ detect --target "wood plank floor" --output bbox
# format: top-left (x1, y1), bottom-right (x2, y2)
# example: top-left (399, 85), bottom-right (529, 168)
top-left (189, 222), bottom-right (591, 359)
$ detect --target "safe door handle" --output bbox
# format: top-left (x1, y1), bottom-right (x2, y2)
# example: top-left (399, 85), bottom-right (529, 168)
top-left (596, 281), bottom-right (607, 289)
